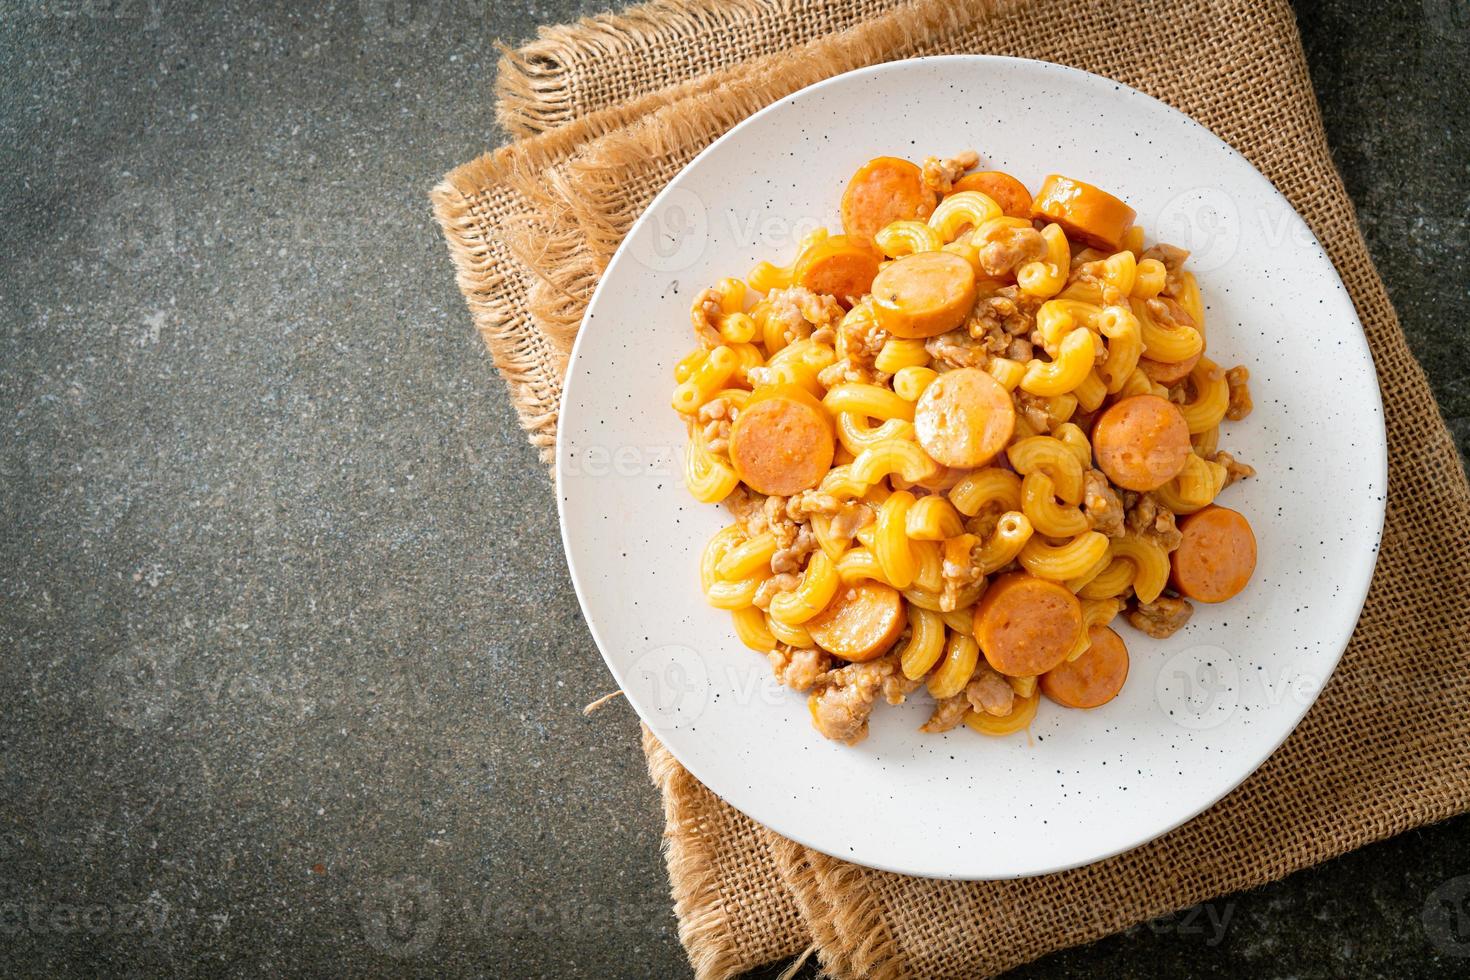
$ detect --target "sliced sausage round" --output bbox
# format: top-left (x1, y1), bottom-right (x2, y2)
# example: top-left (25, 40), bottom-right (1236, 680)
top-left (1092, 394), bottom-right (1192, 492)
top-left (1040, 625), bottom-right (1129, 708)
top-left (805, 581), bottom-right (907, 662)
top-left (951, 171), bottom-right (1033, 219)
top-left (840, 157), bottom-right (937, 243)
top-left (795, 234), bottom-right (880, 305)
top-left (728, 385), bottom-right (835, 496)
top-left (1031, 175), bottom-right (1137, 252)
top-left (870, 250), bottom-right (977, 339)
top-left (1170, 505), bottom-right (1257, 603)
top-left (913, 367), bottom-right (1015, 468)
top-left (974, 572), bottom-right (1083, 677)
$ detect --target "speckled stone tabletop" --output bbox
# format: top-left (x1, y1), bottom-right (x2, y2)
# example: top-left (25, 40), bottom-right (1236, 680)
top-left (1, 1), bottom-right (1466, 977)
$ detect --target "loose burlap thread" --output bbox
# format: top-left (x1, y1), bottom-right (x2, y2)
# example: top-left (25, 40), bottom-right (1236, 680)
top-left (432, 1), bottom-right (1470, 976)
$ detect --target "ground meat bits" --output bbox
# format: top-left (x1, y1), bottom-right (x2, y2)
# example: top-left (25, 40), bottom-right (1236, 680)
top-left (920, 150), bottom-right (979, 194)
top-left (1014, 390), bottom-right (1057, 434)
top-left (761, 286), bottom-right (844, 343)
top-left (1225, 365), bottom-right (1253, 420)
top-left (752, 573), bottom-right (799, 610)
top-left (690, 287), bottom-right (726, 347)
top-left (964, 285), bottom-right (1039, 362)
top-left (966, 665), bottom-right (1015, 717)
top-left (977, 226), bottom-right (1045, 279)
top-left (925, 329), bottom-right (990, 370)
top-left (818, 302), bottom-right (889, 387)
top-left (809, 652), bottom-right (915, 745)
top-left (698, 397), bottom-right (733, 455)
top-left (1126, 596), bottom-right (1194, 638)
top-left (920, 694), bottom-right (970, 733)
top-left (768, 645), bottom-right (831, 691)
top-left (756, 494), bottom-right (818, 574)
top-left (1125, 492), bottom-right (1183, 552)
top-left (1083, 468), bottom-right (1126, 538)
top-left (1210, 450), bottom-right (1256, 488)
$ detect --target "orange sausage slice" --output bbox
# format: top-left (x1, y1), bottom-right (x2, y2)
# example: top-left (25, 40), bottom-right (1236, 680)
top-left (1031, 175), bottom-right (1137, 251)
top-left (1040, 625), bottom-right (1130, 708)
top-left (841, 156), bottom-right (937, 242)
top-left (805, 581), bottom-right (907, 662)
top-left (795, 234), bottom-right (880, 305)
top-left (870, 250), bottom-right (977, 339)
top-left (974, 572), bottom-right (1083, 677)
top-left (1170, 505), bottom-right (1257, 603)
top-left (1092, 394), bottom-right (1192, 492)
top-left (913, 367), bottom-right (1016, 468)
top-left (1139, 350), bottom-right (1202, 386)
top-left (728, 385), bottom-right (835, 496)
top-left (952, 171), bottom-right (1033, 219)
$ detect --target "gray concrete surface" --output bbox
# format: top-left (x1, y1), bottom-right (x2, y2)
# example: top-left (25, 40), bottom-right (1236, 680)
top-left (0, 0), bottom-right (1465, 977)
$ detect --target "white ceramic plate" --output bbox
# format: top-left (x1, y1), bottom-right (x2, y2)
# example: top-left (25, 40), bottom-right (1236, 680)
top-left (556, 56), bottom-right (1386, 879)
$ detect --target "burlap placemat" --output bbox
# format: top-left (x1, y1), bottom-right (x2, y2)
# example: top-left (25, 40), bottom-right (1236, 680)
top-left (433, 1), bottom-right (1470, 976)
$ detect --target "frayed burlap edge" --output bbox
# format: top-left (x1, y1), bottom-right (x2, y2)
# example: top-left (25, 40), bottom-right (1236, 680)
top-left (496, 0), bottom-right (771, 136)
top-left (495, 0), bottom-right (909, 138)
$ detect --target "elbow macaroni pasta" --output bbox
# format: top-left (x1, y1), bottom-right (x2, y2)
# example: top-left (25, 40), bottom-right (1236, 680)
top-left (671, 154), bottom-right (1258, 745)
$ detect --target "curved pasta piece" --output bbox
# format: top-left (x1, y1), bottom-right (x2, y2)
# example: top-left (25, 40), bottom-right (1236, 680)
top-left (976, 511), bottom-right (1035, 573)
top-left (850, 439), bottom-right (941, 487)
top-left (873, 337), bottom-right (930, 374)
top-left (1064, 598), bottom-right (1126, 662)
top-left (684, 428), bottom-right (740, 504)
top-left (875, 220), bottom-right (944, 257)
top-left (898, 606), bottom-right (947, 679)
top-left (1020, 328), bottom-right (1099, 397)
top-left (1077, 557), bottom-right (1136, 600)
top-left (836, 413), bottom-right (915, 456)
top-left (1021, 472), bottom-right (1090, 537)
top-left (1019, 531), bottom-right (1110, 582)
top-left (769, 552), bottom-right (841, 625)
top-left (673, 344), bottom-right (738, 415)
top-left (1016, 223), bottom-right (1070, 298)
top-left (823, 383), bottom-right (915, 422)
top-left (1132, 296), bottom-right (1204, 364)
top-left (1109, 534), bottom-right (1172, 604)
top-left (927, 190), bottom-right (1003, 242)
top-left (1006, 436), bottom-right (1085, 503)
top-left (748, 227), bottom-right (828, 293)
top-left (874, 492), bottom-right (919, 589)
top-left (906, 495), bottom-right (965, 540)
top-left (1178, 358), bottom-right (1231, 434)
top-left (927, 632), bottom-right (981, 699)
top-left (732, 606), bottom-right (777, 652)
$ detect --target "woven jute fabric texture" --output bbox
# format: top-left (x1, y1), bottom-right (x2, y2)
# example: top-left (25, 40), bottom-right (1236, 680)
top-left (433, 0), bottom-right (1470, 976)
